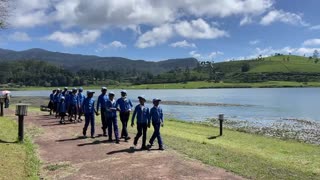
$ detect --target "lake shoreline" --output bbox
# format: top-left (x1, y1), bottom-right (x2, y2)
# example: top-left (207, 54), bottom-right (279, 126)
top-left (3, 81), bottom-right (320, 91)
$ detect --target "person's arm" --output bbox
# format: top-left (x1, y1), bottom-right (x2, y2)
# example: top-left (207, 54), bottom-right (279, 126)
top-left (131, 106), bottom-right (137, 127)
top-left (129, 99), bottom-right (133, 111)
top-left (96, 96), bottom-right (100, 112)
top-left (115, 99), bottom-right (120, 111)
top-left (148, 108), bottom-right (152, 128)
top-left (160, 108), bottom-right (164, 126)
top-left (93, 101), bottom-right (98, 115)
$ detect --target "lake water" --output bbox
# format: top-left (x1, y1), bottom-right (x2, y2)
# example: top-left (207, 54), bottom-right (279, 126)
top-left (11, 88), bottom-right (320, 124)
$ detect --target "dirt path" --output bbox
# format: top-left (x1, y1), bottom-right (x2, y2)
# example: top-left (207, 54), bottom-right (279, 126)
top-left (25, 111), bottom-right (244, 180)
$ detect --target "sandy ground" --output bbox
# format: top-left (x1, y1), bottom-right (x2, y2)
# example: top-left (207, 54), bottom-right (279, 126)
top-left (18, 110), bottom-right (245, 180)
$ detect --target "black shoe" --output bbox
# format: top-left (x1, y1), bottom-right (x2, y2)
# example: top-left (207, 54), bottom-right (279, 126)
top-left (159, 146), bottom-right (165, 151)
top-left (103, 134), bottom-right (108, 137)
top-left (147, 144), bottom-right (153, 149)
top-left (91, 135), bottom-right (95, 139)
top-left (141, 146), bottom-right (148, 150)
top-left (115, 140), bottom-right (120, 144)
top-left (125, 137), bottom-right (131, 140)
top-left (59, 120), bottom-right (63, 124)
top-left (108, 139), bottom-right (113, 142)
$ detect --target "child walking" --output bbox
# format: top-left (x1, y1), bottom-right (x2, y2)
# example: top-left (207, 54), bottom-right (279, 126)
top-left (131, 95), bottom-right (150, 150)
top-left (106, 92), bottom-right (120, 144)
top-left (58, 96), bottom-right (67, 124)
top-left (148, 98), bottom-right (164, 150)
top-left (82, 90), bottom-right (99, 138)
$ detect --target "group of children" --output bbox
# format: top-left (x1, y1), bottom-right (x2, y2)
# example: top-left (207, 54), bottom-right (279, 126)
top-left (49, 87), bottom-right (164, 150)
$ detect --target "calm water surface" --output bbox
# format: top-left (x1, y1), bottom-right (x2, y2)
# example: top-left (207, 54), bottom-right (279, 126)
top-left (11, 88), bottom-right (320, 124)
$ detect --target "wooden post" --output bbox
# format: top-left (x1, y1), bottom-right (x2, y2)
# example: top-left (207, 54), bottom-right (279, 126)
top-left (219, 114), bottom-right (224, 136)
top-left (18, 115), bottom-right (24, 142)
top-left (0, 102), bottom-right (3, 116)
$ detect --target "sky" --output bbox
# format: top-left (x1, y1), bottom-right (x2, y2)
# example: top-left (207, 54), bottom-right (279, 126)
top-left (1, 0), bottom-right (320, 62)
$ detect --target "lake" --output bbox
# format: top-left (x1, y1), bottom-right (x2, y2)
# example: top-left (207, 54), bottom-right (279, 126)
top-left (11, 88), bottom-right (320, 125)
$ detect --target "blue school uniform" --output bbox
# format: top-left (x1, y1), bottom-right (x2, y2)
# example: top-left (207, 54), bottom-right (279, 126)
top-left (106, 99), bottom-right (119, 140)
top-left (149, 106), bottom-right (164, 147)
top-left (132, 104), bottom-right (150, 147)
top-left (115, 97), bottom-right (133, 112)
top-left (82, 97), bottom-right (96, 137)
top-left (58, 101), bottom-right (67, 113)
top-left (97, 94), bottom-right (109, 135)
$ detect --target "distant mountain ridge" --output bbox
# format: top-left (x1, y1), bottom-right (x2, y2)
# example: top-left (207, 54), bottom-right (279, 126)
top-left (0, 48), bottom-right (198, 73)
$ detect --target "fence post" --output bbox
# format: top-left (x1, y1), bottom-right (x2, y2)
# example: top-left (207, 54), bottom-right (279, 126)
top-left (219, 114), bottom-right (224, 136)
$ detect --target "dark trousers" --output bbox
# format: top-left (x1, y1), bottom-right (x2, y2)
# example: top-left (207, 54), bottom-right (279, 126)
top-left (149, 123), bottom-right (163, 146)
top-left (101, 108), bottom-right (108, 134)
top-left (68, 104), bottom-right (78, 120)
top-left (107, 116), bottom-right (119, 140)
top-left (83, 113), bottom-right (95, 136)
top-left (120, 111), bottom-right (130, 138)
top-left (134, 123), bottom-right (148, 147)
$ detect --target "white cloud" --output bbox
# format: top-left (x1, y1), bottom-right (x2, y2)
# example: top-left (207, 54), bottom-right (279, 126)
top-left (249, 40), bottom-right (260, 45)
top-left (9, 32), bottom-right (31, 41)
top-left (10, 0), bottom-right (274, 29)
top-left (254, 46), bottom-right (320, 57)
top-left (240, 16), bottom-right (253, 26)
top-left (174, 19), bottom-right (228, 39)
top-left (260, 10), bottom-right (308, 26)
top-left (97, 41), bottom-right (127, 51)
top-left (303, 39), bottom-right (320, 46)
top-left (189, 50), bottom-right (223, 60)
top-left (170, 40), bottom-right (196, 48)
top-left (309, 25), bottom-right (320, 30)
top-left (135, 24), bottom-right (174, 48)
top-left (46, 30), bottom-right (101, 47)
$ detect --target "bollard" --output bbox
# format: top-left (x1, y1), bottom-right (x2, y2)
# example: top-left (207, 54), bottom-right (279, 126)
top-left (15, 103), bottom-right (29, 142)
top-left (0, 97), bottom-right (5, 116)
top-left (219, 114), bottom-right (224, 136)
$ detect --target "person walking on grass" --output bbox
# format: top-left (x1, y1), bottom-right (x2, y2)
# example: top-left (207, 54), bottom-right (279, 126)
top-left (106, 92), bottom-right (120, 144)
top-left (148, 98), bottom-right (164, 150)
top-left (58, 96), bottom-right (67, 124)
top-left (77, 87), bottom-right (85, 122)
top-left (131, 95), bottom-right (150, 150)
top-left (97, 87), bottom-right (108, 136)
top-left (116, 90), bottom-right (133, 141)
top-left (82, 90), bottom-right (99, 138)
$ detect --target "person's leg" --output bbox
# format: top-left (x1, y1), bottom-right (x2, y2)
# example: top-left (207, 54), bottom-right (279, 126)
top-left (134, 123), bottom-right (142, 146)
top-left (107, 117), bottom-right (113, 140)
top-left (149, 124), bottom-right (158, 145)
top-left (83, 114), bottom-right (90, 136)
top-left (120, 112), bottom-right (125, 138)
top-left (156, 126), bottom-right (163, 148)
top-left (142, 124), bottom-right (147, 148)
top-left (90, 113), bottom-right (95, 137)
top-left (113, 117), bottom-right (119, 143)
top-left (123, 112), bottom-right (130, 138)
top-left (101, 109), bottom-right (107, 135)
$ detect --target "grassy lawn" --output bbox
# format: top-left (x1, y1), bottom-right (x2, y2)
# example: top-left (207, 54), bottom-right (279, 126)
top-left (129, 119), bottom-right (320, 179)
top-left (0, 116), bottom-right (40, 180)
top-left (5, 81), bottom-right (320, 91)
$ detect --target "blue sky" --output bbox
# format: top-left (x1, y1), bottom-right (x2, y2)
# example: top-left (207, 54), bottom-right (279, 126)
top-left (1, 0), bottom-right (320, 62)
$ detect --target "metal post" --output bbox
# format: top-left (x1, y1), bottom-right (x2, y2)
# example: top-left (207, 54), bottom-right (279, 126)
top-left (18, 115), bottom-right (24, 142)
top-left (219, 114), bottom-right (224, 136)
top-left (0, 102), bottom-right (3, 116)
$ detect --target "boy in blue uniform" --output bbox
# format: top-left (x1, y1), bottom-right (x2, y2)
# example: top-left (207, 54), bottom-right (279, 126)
top-left (53, 88), bottom-right (61, 118)
top-left (77, 87), bottom-right (85, 122)
top-left (58, 96), bottom-right (67, 124)
top-left (115, 90), bottom-right (133, 141)
top-left (97, 87), bottom-right (108, 136)
top-left (68, 88), bottom-right (79, 122)
top-left (131, 95), bottom-right (150, 150)
top-left (82, 91), bottom-right (99, 138)
top-left (148, 98), bottom-right (164, 150)
top-left (48, 89), bottom-right (56, 115)
top-left (106, 92), bottom-right (120, 144)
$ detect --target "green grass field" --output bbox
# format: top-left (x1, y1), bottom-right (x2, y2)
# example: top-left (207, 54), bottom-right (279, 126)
top-left (0, 116), bottom-right (40, 180)
top-left (153, 120), bottom-right (320, 179)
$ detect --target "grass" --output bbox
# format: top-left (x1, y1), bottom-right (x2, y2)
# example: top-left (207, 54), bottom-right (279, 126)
top-left (5, 81), bottom-right (320, 91)
top-left (0, 116), bottom-right (40, 180)
top-left (128, 119), bottom-right (320, 179)
top-left (44, 163), bottom-right (70, 172)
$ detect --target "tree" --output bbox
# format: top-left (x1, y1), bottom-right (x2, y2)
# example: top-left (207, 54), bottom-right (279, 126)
top-left (0, 0), bottom-right (9, 29)
top-left (241, 63), bottom-right (250, 72)
top-left (313, 50), bottom-right (319, 60)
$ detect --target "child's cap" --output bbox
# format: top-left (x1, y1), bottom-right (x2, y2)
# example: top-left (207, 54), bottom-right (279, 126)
top-left (61, 96), bottom-right (65, 100)
top-left (101, 87), bottom-right (107, 91)
top-left (72, 87), bottom-right (77, 92)
top-left (64, 87), bottom-right (68, 90)
top-left (57, 88), bottom-right (61, 91)
top-left (138, 95), bottom-right (146, 101)
top-left (153, 98), bottom-right (161, 102)
top-left (87, 90), bottom-right (95, 94)
top-left (121, 90), bottom-right (127, 94)
top-left (79, 87), bottom-right (83, 92)
top-left (109, 92), bottom-right (115, 96)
